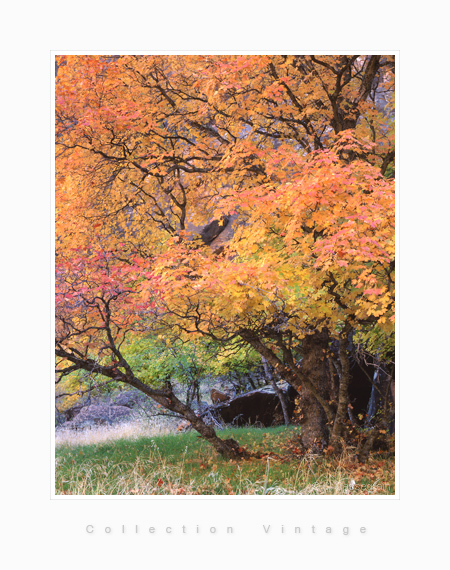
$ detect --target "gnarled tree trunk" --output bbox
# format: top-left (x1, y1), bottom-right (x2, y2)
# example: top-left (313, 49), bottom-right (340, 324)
top-left (330, 329), bottom-right (352, 450)
top-left (123, 375), bottom-right (251, 459)
top-left (239, 328), bottom-right (333, 452)
top-left (296, 330), bottom-right (331, 452)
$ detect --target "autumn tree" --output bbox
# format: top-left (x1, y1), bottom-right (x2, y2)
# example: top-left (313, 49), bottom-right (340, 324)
top-left (154, 141), bottom-right (394, 451)
top-left (56, 54), bottom-right (394, 458)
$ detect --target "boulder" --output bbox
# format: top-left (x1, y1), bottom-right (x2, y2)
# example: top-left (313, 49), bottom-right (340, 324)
top-left (207, 385), bottom-right (297, 427)
top-left (200, 216), bottom-right (229, 245)
top-left (62, 404), bottom-right (133, 430)
top-left (63, 404), bottom-right (84, 421)
top-left (111, 390), bottom-right (145, 408)
top-left (210, 389), bottom-right (230, 404)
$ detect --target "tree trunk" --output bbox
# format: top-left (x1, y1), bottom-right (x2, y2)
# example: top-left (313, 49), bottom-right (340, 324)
top-left (125, 375), bottom-right (250, 459)
top-left (330, 329), bottom-right (352, 450)
top-left (261, 356), bottom-right (291, 425)
top-left (239, 328), bottom-right (333, 452)
top-left (296, 330), bottom-right (331, 452)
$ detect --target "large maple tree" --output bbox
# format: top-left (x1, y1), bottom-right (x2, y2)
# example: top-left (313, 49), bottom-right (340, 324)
top-left (55, 55), bottom-right (395, 458)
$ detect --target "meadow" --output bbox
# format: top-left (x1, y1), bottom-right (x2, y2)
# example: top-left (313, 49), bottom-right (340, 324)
top-left (55, 424), bottom-right (395, 495)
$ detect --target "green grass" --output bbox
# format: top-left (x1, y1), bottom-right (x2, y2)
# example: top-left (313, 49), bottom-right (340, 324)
top-left (55, 426), bottom-right (395, 495)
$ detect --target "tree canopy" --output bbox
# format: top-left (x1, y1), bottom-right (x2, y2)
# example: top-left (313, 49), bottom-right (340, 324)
top-left (55, 55), bottom-right (395, 457)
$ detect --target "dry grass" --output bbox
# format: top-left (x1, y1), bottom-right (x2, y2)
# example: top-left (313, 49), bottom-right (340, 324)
top-left (55, 418), bottom-right (175, 448)
top-left (55, 426), bottom-right (395, 496)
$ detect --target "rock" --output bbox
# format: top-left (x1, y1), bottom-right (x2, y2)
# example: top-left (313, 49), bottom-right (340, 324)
top-left (208, 385), bottom-right (297, 427)
top-left (200, 216), bottom-right (229, 245)
top-left (210, 389), bottom-right (230, 404)
top-left (63, 404), bottom-right (84, 422)
top-left (111, 390), bottom-right (145, 408)
top-left (63, 404), bottom-right (133, 430)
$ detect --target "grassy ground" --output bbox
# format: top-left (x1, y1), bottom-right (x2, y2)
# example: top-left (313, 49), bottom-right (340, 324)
top-left (55, 425), bottom-right (395, 495)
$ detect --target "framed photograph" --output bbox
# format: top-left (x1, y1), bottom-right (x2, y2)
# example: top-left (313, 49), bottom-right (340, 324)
top-left (4, 2), bottom-right (445, 568)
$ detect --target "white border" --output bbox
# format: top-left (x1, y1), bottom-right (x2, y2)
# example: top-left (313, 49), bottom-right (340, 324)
top-left (5, 1), bottom-right (447, 566)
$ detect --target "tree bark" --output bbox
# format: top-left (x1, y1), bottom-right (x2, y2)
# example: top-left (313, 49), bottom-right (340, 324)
top-left (330, 329), bottom-right (352, 449)
top-left (239, 328), bottom-right (332, 452)
top-left (296, 330), bottom-right (331, 452)
top-left (131, 379), bottom-right (249, 459)
top-left (261, 356), bottom-right (291, 425)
